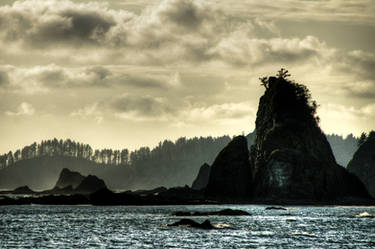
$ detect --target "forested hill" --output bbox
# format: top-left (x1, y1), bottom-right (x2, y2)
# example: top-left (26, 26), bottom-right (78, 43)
top-left (0, 136), bottom-right (231, 190)
top-left (0, 133), bottom-right (359, 190)
top-left (326, 134), bottom-right (358, 167)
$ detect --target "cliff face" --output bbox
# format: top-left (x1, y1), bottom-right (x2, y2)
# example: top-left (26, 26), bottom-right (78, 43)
top-left (205, 136), bottom-right (252, 200)
top-left (347, 138), bottom-right (375, 198)
top-left (191, 163), bottom-right (210, 190)
top-left (250, 76), bottom-right (369, 200)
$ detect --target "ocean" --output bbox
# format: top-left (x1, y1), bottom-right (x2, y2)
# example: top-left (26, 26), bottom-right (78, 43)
top-left (0, 205), bottom-right (374, 248)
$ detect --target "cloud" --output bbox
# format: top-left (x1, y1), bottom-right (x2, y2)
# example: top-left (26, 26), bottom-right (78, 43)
top-left (112, 94), bottom-right (176, 121)
top-left (111, 92), bottom-right (254, 125)
top-left (336, 50), bottom-right (375, 81)
top-left (118, 75), bottom-right (167, 89)
top-left (318, 102), bottom-right (375, 135)
top-left (70, 102), bottom-right (103, 123)
top-left (0, 0), bottom-right (336, 67)
top-left (1, 64), bottom-right (114, 93)
top-left (183, 102), bottom-right (254, 123)
top-left (1, 64), bottom-right (185, 94)
top-left (0, 0), bottom-right (132, 47)
top-left (342, 81), bottom-right (375, 99)
top-left (0, 70), bottom-right (9, 86)
top-left (211, 35), bottom-right (330, 67)
top-left (215, 0), bottom-right (375, 25)
top-left (5, 102), bottom-right (35, 116)
top-left (321, 50), bottom-right (375, 99)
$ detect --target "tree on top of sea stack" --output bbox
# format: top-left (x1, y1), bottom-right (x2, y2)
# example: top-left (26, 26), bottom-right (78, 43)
top-left (250, 69), bottom-right (369, 201)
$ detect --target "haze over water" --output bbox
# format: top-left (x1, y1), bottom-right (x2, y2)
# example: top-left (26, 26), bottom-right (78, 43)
top-left (1, 205), bottom-right (375, 248)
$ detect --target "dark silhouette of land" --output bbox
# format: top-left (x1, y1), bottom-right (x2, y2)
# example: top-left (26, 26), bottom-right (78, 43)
top-left (0, 69), bottom-right (374, 206)
top-left (347, 131), bottom-right (375, 197)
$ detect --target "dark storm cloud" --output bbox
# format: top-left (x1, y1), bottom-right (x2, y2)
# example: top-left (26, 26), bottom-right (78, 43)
top-left (28, 10), bottom-right (116, 47)
top-left (1, 0), bottom-right (318, 67)
top-left (157, 0), bottom-right (207, 30)
top-left (0, 0), bottom-right (349, 69)
top-left (0, 0), bottom-right (130, 47)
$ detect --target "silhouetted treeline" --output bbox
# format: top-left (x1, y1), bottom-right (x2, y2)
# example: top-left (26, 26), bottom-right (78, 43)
top-left (0, 139), bottom-right (129, 168)
top-left (0, 136), bottom-right (231, 170)
top-left (358, 130), bottom-right (375, 147)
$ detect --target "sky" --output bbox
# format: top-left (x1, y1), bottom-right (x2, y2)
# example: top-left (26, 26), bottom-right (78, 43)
top-left (0, 0), bottom-right (374, 154)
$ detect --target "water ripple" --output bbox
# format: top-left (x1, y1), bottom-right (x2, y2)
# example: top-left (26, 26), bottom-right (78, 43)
top-left (0, 205), bottom-right (375, 248)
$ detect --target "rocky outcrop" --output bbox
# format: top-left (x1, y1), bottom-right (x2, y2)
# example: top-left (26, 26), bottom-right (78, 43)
top-left (250, 75), bottom-right (369, 201)
top-left (265, 206), bottom-right (287, 210)
top-left (55, 168), bottom-right (85, 189)
top-left (205, 136), bottom-right (252, 200)
top-left (47, 169), bottom-right (107, 194)
top-left (191, 163), bottom-right (210, 190)
top-left (171, 209), bottom-right (250, 216)
top-left (347, 137), bottom-right (375, 198)
top-left (168, 219), bottom-right (214, 229)
top-left (75, 175), bottom-right (107, 194)
top-left (13, 186), bottom-right (35, 194)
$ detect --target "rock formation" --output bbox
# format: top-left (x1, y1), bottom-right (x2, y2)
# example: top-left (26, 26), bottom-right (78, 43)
top-left (12, 186), bottom-right (35, 194)
top-left (48, 168), bottom-right (107, 194)
top-left (171, 209), bottom-right (250, 216)
top-left (191, 163), bottom-right (210, 190)
top-left (167, 219), bottom-right (214, 229)
top-left (205, 136), bottom-right (252, 200)
top-left (250, 72), bottom-right (369, 201)
top-left (75, 175), bottom-right (107, 194)
top-left (347, 135), bottom-right (375, 197)
top-left (55, 168), bottom-right (85, 189)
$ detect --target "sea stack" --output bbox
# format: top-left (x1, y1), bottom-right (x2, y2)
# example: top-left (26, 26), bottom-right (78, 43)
top-left (205, 136), bottom-right (252, 200)
top-left (191, 163), bottom-right (210, 190)
top-left (75, 175), bottom-right (107, 194)
top-left (250, 71), bottom-right (369, 201)
top-left (347, 133), bottom-right (375, 198)
top-left (55, 168), bottom-right (85, 189)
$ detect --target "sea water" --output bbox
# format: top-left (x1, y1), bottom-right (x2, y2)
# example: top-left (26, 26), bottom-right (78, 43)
top-left (0, 205), bottom-right (375, 248)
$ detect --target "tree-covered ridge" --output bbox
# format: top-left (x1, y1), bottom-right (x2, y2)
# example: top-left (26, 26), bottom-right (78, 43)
top-left (0, 139), bottom-right (128, 168)
top-left (358, 130), bottom-right (375, 147)
top-left (0, 136), bottom-right (231, 170)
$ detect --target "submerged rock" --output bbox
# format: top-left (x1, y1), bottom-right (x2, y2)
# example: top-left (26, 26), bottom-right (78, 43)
top-left (171, 208), bottom-right (251, 216)
top-left (250, 74), bottom-right (369, 201)
top-left (205, 136), bottom-right (252, 200)
top-left (168, 219), bottom-right (214, 229)
top-left (347, 136), bottom-right (375, 198)
top-left (191, 163), bottom-right (210, 190)
top-left (265, 206), bottom-right (287, 210)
